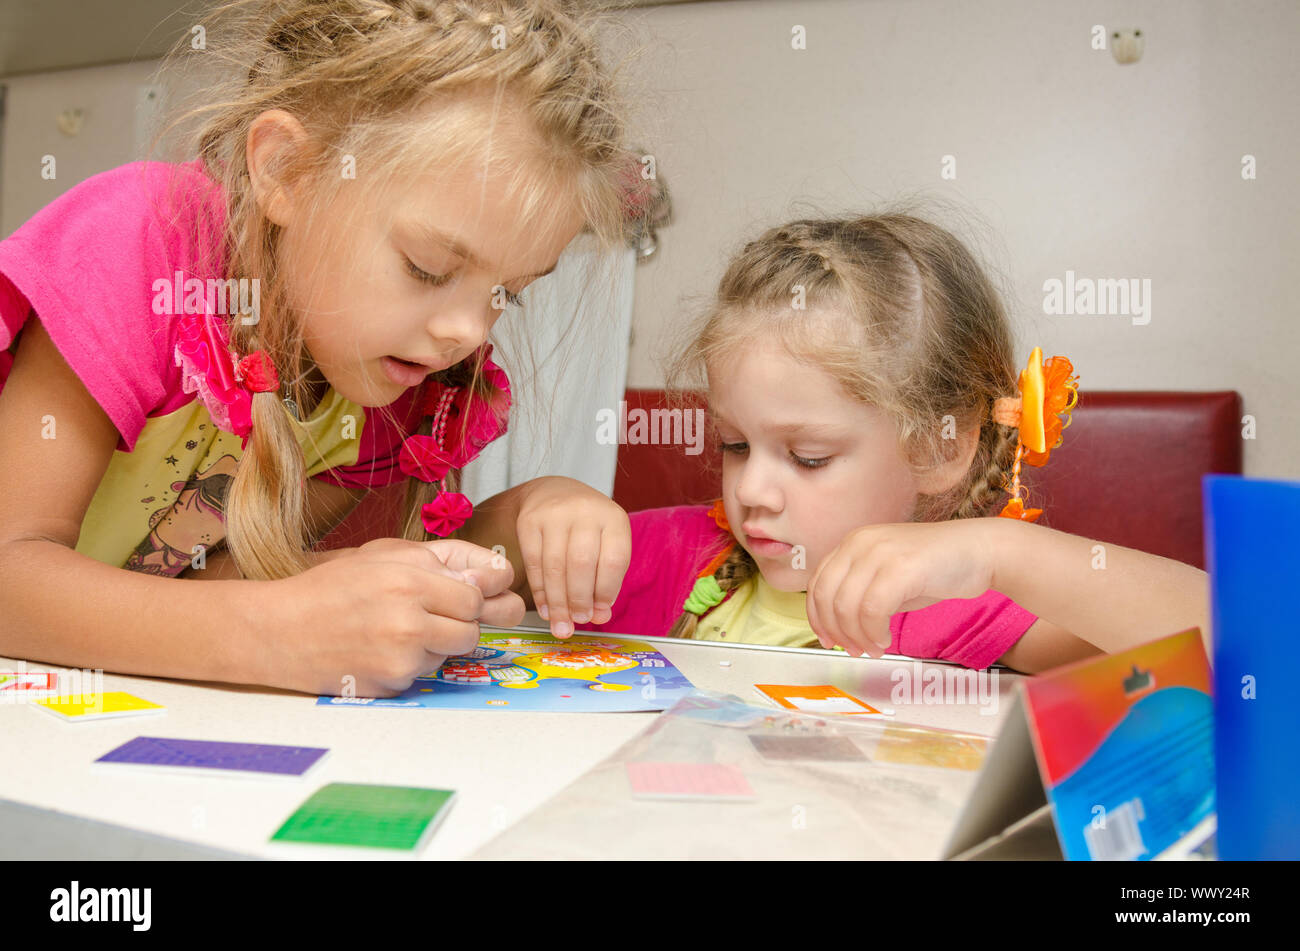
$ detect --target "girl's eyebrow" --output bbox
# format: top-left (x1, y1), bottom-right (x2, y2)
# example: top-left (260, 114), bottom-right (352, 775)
top-left (766, 421), bottom-right (846, 438)
top-left (710, 410), bottom-right (844, 439)
top-left (413, 223), bottom-right (559, 282)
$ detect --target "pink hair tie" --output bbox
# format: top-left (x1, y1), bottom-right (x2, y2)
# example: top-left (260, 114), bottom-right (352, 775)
top-left (395, 344), bottom-right (514, 538)
top-left (234, 350), bottom-right (280, 393)
top-left (399, 434), bottom-right (455, 483)
top-left (421, 492), bottom-right (474, 538)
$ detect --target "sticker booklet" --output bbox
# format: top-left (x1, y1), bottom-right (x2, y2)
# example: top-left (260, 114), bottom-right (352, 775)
top-left (317, 630), bottom-right (695, 713)
top-left (943, 628), bottom-right (1214, 860)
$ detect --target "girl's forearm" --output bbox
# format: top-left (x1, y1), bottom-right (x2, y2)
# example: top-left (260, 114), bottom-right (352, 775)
top-left (990, 518), bottom-right (1211, 654)
top-left (0, 538), bottom-right (268, 684)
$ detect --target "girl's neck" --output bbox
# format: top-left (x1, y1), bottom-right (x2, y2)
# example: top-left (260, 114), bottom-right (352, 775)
top-left (299, 366), bottom-right (330, 418)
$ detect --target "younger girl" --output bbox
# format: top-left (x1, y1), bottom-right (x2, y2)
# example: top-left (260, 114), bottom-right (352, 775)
top-left (576, 214), bottom-right (1208, 673)
top-left (0, 0), bottom-right (633, 697)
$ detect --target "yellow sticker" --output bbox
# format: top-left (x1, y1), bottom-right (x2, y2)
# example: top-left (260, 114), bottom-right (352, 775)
top-left (35, 691), bottom-right (165, 721)
top-left (872, 726), bottom-right (987, 771)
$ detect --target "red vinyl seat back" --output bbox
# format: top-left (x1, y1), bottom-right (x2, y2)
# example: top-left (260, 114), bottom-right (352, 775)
top-left (322, 389), bottom-right (1242, 569)
top-left (1019, 391), bottom-right (1241, 568)
top-left (609, 389), bottom-right (1242, 568)
top-left (611, 390), bottom-right (721, 513)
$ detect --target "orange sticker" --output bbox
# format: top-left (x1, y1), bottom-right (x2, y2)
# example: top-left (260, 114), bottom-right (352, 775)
top-left (754, 684), bottom-right (892, 717)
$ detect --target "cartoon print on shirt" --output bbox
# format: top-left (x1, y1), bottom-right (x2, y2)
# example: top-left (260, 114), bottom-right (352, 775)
top-left (125, 453), bottom-right (238, 575)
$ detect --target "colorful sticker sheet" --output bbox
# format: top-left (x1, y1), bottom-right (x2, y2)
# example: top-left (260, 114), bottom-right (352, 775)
top-left (317, 631), bottom-right (695, 713)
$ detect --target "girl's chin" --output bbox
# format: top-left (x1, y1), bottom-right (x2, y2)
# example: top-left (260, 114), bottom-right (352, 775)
top-left (754, 563), bottom-right (810, 593)
top-left (316, 370), bottom-right (403, 409)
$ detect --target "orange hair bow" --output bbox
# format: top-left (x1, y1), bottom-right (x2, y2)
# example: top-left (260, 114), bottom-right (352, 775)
top-left (697, 498), bottom-right (734, 578)
top-left (991, 347), bottom-right (1079, 522)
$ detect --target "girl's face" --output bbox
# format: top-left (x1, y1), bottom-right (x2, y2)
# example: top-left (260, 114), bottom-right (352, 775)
top-left (710, 336), bottom-right (923, 592)
top-left (276, 134), bottom-right (586, 407)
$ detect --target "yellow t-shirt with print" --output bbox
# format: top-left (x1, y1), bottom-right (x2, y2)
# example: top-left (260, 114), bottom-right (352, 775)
top-left (76, 388), bottom-right (383, 575)
top-left (690, 572), bottom-right (820, 649)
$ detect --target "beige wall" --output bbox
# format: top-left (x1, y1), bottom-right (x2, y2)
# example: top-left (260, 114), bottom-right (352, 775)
top-left (1, 60), bottom-right (161, 235)
top-left (610, 0), bottom-right (1299, 479)
top-left (4, 0), bottom-right (1296, 478)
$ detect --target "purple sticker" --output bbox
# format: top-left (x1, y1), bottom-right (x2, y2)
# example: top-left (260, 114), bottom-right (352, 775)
top-left (96, 737), bottom-right (328, 776)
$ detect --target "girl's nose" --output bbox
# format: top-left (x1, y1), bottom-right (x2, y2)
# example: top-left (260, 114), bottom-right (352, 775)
top-left (733, 457), bottom-right (782, 512)
top-left (427, 292), bottom-right (498, 353)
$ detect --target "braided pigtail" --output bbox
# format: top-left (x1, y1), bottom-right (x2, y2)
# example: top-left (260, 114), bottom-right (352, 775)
top-left (666, 543), bottom-right (760, 639)
top-left (225, 385), bottom-right (311, 579)
top-left (950, 413), bottom-right (1020, 520)
top-left (666, 499), bottom-right (760, 638)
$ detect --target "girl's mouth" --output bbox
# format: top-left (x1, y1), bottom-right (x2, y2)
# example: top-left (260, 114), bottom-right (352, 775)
top-left (381, 356), bottom-right (432, 387)
top-left (745, 535), bottom-right (793, 558)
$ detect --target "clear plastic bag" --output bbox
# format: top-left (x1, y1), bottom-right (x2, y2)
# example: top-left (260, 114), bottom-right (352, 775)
top-left (472, 690), bottom-right (993, 860)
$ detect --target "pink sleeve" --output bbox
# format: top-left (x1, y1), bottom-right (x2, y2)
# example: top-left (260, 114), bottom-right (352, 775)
top-left (570, 502), bottom-right (1035, 665)
top-left (313, 386), bottom-right (424, 489)
top-left (890, 590), bottom-right (1038, 670)
top-left (574, 504), bottom-right (727, 638)
top-left (0, 162), bottom-right (224, 452)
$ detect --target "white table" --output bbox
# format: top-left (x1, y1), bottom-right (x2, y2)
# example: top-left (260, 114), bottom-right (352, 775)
top-left (0, 616), bottom-right (1020, 859)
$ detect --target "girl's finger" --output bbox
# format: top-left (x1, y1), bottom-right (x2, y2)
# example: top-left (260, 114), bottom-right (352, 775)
top-left (418, 613), bottom-right (482, 659)
top-left (418, 653), bottom-right (449, 679)
top-left (857, 571), bottom-right (904, 657)
top-left (540, 522), bottom-right (574, 637)
top-left (881, 567), bottom-right (936, 645)
top-left (425, 538), bottom-right (511, 576)
top-left (396, 565), bottom-right (482, 623)
top-left (829, 568), bottom-right (880, 659)
top-left (356, 539), bottom-right (468, 582)
top-left (822, 562), bottom-right (880, 658)
top-left (805, 556), bottom-right (830, 647)
top-left (519, 522), bottom-right (548, 621)
top-left (592, 524), bottom-right (631, 624)
top-left (380, 552), bottom-right (521, 645)
top-left (808, 553), bottom-right (853, 651)
top-left (563, 526), bottom-right (602, 625)
top-left (479, 590), bottom-right (527, 629)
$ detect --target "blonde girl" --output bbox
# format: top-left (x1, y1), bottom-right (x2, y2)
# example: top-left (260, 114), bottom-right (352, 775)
top-left (577, 213), bottom-right (1208, 672)
top-left (0, 0), bottom-right (635, 696)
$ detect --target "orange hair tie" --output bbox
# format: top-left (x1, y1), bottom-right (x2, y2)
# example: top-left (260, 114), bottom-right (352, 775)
top-left (697, 498), bottom-right (735, 578)
top-left (707, 498), bottom-right (731, 532)
top-left (993, 347), bottom-right (1079, 522)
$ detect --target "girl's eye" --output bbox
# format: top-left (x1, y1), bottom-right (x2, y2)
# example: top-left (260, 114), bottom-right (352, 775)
top-left (718, 441), bottom-right (748, 455)
top-left (792, 452), bottom-right (830, 469)
top-left (404, 257), bottom-right (453, 286)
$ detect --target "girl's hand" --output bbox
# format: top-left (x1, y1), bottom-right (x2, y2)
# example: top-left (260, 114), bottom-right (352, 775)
top-left (806, 519), bottom-right (1002, 658)
top-left (356, 537), bottom-right (526, 627)
top-left (259, 537), bottom-right (524, 697)
top-left (515, 476), bottom-right (631, 638)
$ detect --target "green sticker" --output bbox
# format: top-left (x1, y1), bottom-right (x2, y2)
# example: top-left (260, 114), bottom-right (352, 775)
top-left (271, 783), bottom-right (456, 851)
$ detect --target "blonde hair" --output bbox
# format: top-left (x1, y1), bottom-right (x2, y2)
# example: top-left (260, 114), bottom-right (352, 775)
top-left (665, 211), bottom-right (1021, 638)
top-left (155, 0), bottom-right (633, 579)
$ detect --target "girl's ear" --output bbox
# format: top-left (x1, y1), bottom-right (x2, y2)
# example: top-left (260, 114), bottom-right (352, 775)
top-left (914, 420), bottom-right (982, 497)
top-left (246, 109), bottom-right (310, 228)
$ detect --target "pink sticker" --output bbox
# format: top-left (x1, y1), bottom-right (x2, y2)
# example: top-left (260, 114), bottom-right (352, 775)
top-left (626, 762), bottom-right (756, 800)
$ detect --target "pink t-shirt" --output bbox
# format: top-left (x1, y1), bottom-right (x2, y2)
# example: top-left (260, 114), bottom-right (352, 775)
top-left (0, 161), bottom-right (419, 476)
top-left (575, 504), bottom-right (1038, 669)
top-left (0, 162), bottom-right (423, 574)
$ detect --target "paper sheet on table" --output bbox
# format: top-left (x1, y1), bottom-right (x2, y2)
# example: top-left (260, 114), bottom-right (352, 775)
top-left (471, 691), bottom-right (993, 860)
